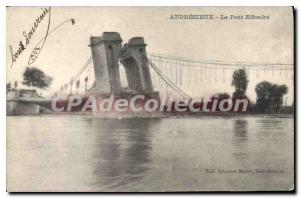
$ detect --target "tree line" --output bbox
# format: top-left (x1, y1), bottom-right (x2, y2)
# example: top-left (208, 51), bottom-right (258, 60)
top-left (7, 67), bottom-right (52, 96)
top-left (214, 68), bottom-right (292, 114)
top-left (7, 67), bottom-right (293, 114)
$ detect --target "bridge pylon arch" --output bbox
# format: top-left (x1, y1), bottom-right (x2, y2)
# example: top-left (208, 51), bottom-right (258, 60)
top-left (88, 32), bottom-right (158, 98)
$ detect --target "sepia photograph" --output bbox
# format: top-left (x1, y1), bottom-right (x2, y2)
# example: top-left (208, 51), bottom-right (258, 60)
top-left (5, 6), bottom-right (295, 192)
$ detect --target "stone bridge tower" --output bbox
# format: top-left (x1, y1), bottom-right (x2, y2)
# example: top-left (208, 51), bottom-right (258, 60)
top-left (89, 32), bottom-right (122, 95)
top-left (89, 32), bottom-right (158, 98)
top-left (119, 37), bottom-right (154, 94)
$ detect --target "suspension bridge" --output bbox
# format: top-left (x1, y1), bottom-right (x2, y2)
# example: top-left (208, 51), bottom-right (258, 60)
top-left (51, 37), bottom-right (293, 103)
top-left (7, 32), bottom-right (294, 113)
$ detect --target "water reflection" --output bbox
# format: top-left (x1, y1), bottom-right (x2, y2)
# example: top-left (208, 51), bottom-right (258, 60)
top-left (233, 119), bottom-right (248, 141)
top-left (6, 116), bottom-right (293, 191)
top-left (88, 119), bottom-right (160, 191)
top-left (232, 119), bottom-right (248, 159)
top-left (256, 119), bottom-right (283, 130)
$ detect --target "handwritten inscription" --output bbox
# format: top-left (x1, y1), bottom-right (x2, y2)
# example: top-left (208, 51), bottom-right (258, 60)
top-left (9, 7), bottom-right (51, 68)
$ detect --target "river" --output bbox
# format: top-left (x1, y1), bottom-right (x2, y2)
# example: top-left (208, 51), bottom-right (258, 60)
top-left (7, 115), bottom-right (294, 192)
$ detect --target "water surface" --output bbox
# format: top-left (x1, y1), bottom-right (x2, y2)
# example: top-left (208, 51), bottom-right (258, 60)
top-left (7, 115), bottom-right (294, 191)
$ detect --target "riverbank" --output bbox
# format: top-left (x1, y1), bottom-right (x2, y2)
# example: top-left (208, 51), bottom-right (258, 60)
top-left (7, 111), bottom-right (294, 119)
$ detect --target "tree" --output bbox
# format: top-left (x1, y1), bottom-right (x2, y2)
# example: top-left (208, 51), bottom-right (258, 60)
top-left (231, 69), bottom-right (249, 98)
top-left (64, 83), bottom-right (68, 96)
top-left (69, 78), bottom-right (74, 94)
top-left (254, 81), bottom-right (273, 113)
top-left (271, 84), bottom-right (288, 112)
top-left (14, 81), bottom-right (18, 89)
top-left (76, 80), bottom-right (80, 94)
top-left (255, 81), bottom-right (288, 113)
top-left (6, 82), bottom-right (11, 92)
top-left (211, 92), bottom-right (230, 100)
top-left (84, 76), bottom-right (88, 92)
top-left (22, 67), bottom-right (53, 95)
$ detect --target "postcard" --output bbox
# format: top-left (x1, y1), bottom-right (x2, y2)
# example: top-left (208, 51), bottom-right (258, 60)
top-left (6, 6), bottom-right (294, 192)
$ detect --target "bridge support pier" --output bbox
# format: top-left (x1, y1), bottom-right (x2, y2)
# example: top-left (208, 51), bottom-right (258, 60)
top-left (120, 37), bottom-right (155, 95)
top-left (89, 32), bottom-right (159, 99)
top-left (89, 32), bottom-right (123, 95)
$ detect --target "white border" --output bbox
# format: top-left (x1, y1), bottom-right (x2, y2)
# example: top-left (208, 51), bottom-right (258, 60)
top-left (1, 0), bottom-right (298, 197)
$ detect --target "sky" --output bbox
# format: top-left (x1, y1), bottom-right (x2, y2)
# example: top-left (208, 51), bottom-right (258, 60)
top-left (6, 7), bottom-right (294, 104)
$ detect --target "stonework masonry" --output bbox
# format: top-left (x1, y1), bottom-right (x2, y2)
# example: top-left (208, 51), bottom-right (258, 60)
top-left (89, 32), bottom-right (157, 98)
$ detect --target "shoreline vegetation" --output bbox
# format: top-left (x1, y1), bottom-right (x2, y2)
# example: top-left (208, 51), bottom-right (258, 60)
top-left (7, 67), bottom-right (294, 117)
top-left (7, 112), bottom-right (294, 119)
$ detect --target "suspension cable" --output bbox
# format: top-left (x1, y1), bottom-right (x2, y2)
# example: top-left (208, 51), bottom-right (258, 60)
top-left (143, 55), bottom-right (191, 100)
